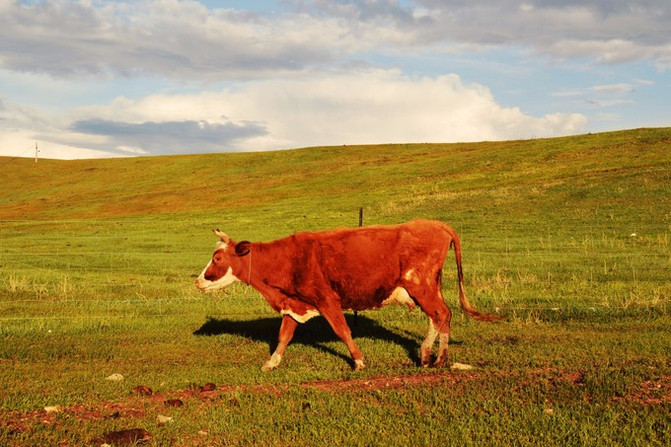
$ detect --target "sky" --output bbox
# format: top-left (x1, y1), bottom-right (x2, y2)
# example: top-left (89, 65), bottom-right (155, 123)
top-left (0, 0), bottom-right (670, 160)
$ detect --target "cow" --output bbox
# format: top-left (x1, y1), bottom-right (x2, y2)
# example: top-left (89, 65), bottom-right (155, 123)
top-left (194, 219), bottom-right (501, 371)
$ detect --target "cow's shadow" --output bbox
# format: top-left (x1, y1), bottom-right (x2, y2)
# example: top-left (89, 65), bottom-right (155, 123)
top-left (194, 313), bottom-right (437, 367)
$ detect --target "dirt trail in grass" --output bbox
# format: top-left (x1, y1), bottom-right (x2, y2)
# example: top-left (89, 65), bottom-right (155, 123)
top-left (0, 371), bottom-right (468, 435)
top-left (2, 370), bottom-right (669, 435)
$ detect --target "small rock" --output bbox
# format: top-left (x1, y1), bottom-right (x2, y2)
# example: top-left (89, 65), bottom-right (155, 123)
top-left (105, 373), bottom-right (124, 382)
top-left (544, 408), bottom-right (555, 415)
top-left (164, 399), bottom-right (183, 407)
top-left (156, 414), bottom-right (173, 425)
top-left (451, 362), bottom-right (474, 371)
top-left (131, 385), bottom-right (153, 396)
top-left (198, 430), bottom-right (209, 437)
top-left (44, 405), bottom-right (61, 413)
top-left (199, 383), bottom-right (216, 392)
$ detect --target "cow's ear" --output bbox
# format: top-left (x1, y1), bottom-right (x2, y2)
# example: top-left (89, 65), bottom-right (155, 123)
top-left (235, 241), bottom-right (251, 257)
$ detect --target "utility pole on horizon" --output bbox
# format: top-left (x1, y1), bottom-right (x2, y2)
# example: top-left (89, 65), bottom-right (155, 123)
top-left (35, 142), bottom-right (39, 163)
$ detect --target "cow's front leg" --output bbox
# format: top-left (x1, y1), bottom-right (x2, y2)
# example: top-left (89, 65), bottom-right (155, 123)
top-left (320, 304), bottom-right (365, 370)
top-left (262, 315), bottom-right (299, 371)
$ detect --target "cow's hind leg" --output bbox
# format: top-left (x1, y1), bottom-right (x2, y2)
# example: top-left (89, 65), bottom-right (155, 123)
top-left (433, 308), bottom-right (451, 367)
top-left (420, 318), bottom-right (439, 367)
top-left (262, 315), bottom-right (298, 371)
top-left (407, 283), bottom-right (452, 367)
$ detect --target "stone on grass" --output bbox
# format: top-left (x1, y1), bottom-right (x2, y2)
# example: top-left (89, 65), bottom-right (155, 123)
top-left (157, 414), bottom-right (173, 425)
top-left (105, 373), bottom-right (124, 382)
top-left (451, 362), bottom-right (474, 371)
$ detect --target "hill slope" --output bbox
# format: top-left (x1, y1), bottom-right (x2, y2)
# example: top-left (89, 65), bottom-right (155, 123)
top-left (1, 128), bottom-right (670, 234)
top-left (1, 129), bottom-right (669, 447)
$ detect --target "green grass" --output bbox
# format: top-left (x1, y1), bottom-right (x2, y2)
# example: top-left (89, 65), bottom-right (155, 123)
top-left (1, 128), bottom-right (670, 445)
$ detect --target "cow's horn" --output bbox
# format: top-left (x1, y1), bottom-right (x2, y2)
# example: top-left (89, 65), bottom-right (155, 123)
top-left (213, 229), bottom-right (231, 243)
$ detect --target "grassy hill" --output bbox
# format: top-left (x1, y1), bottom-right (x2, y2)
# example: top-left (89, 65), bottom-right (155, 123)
top-left (2, 128), bottom-right (669, 227)
top-left (1, 128), bottom-right (670, 446)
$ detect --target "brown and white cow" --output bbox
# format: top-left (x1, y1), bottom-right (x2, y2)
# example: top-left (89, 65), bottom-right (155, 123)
top-left (195, 219), bottom-right (501, 371)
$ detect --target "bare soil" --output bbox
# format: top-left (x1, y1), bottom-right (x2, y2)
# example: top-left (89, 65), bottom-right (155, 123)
top-left (2, 370), bottom-right (668, 438)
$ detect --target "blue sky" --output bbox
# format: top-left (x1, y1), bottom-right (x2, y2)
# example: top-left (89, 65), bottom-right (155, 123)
top-left (0, 0), bottom-right (669, 159)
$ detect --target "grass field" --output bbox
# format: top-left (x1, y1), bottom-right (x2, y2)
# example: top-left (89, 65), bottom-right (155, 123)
top-left (1, 128), bottom-right (670, 445)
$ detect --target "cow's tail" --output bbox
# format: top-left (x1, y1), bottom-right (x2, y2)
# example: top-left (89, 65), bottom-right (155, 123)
top-left (448, 227), bottom-right (503, 322)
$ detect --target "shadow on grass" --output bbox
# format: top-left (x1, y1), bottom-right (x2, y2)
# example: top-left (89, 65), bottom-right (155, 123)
top-left (194, 313), bottom-right (438, 367)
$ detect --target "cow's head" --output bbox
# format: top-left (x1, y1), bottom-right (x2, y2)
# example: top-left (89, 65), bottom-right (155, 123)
top-left (194, 229), bottom-right (251, 292)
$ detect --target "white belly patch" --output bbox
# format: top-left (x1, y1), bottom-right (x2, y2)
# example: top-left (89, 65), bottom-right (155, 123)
top-left (382, 287), bottom-right (416, 311)
top-left (281, 309), bottom-right (320, 323)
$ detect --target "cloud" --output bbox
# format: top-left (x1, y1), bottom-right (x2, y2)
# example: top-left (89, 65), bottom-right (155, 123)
top-left (15, 69), bottom-right (581, 157)
top-left (67, 118), bottom-right (268, 155)
top-left (592, 83), bottom-right (635, 94)
top-left (301, 0), bottom-right (671, 67)
top-left (226, 70), bottom-right (587, 146)
top-left (585, 99), bottom-right (635, 108)
top-left (0, 68), bottom-right (587, 158)
top-left (13, 1), bottom-right (666, 159)
top-left (551, 79), bottom-right (653, 110)
top-left (1, 0), bottom-right (669, 83)
top-left (0, 0), bottom-right (343, 80)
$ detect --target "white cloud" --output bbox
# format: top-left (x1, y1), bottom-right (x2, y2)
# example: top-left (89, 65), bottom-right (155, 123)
top-left (592, 83), bottom-right (635, 93)
top-left (1, 69), bottom-right (587, 158)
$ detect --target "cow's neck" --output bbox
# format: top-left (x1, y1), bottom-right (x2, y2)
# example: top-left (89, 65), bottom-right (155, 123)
top-left (243, 241), bottom-right (285, 291)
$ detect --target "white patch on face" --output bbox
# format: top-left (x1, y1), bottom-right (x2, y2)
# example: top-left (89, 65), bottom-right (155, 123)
top-left (195, 264), bottom-right (240, 291)
top-left (281, 309), bottom-right (320, 323)
top-left (382, 286), bottom-right (415, 311)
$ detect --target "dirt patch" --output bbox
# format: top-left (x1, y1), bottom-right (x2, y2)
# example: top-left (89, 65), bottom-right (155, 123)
top-left (617, 375), bottom-right (671, 406)
top-left (303, 370), bottom-right (479, 392)
top-left (2, 370), bottom-right (669, 437)
top-left (0, 371), bottom-right (478, 435)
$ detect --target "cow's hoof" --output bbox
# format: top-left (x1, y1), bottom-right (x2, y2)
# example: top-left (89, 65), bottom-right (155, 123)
top-left (420, 354), bottom-right (434, 368)
top-left (354, 359), bottom-right (366, 371)
top-left (420, 350), bottom-right (433, 367)
top-left (261, 361), bottom-right (279, 372)
top-left (261, 353), bottom-right (281, 371)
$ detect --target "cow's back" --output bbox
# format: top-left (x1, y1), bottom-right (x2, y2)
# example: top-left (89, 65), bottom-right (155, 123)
top-left (290, 219), bottom-right (452, 309)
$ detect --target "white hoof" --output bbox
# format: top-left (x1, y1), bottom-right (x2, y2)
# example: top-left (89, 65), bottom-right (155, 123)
top-left (261, 353), bottom-right (282, 371)
top-left (354, 359), bottom-right (366, 371)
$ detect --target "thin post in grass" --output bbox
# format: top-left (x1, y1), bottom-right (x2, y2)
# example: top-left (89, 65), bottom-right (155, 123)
top-left (353, 207), bottom-right (363, 328)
